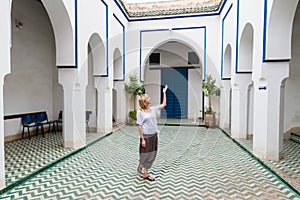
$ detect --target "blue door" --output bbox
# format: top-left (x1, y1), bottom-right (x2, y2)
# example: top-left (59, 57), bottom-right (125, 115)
top-left (161, 68), bottom-right (188, 118)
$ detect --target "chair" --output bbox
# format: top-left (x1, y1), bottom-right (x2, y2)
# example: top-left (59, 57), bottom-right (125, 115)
top-left (36, 112), bottom-right (56, 135)
top-left (56, 111), bottom-right (62, 131)
top-left (86, 111), bottom-right (92, 132)
top-left (21, 114), bottom-right (41, 139)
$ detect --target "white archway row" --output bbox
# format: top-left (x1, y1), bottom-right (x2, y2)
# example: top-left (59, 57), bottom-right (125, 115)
top-left (0, 0), bottom-right (76, 190)
top-left (251, 0), bottom-right (299, 160)
top-left (229, 0), bottom-right (300, 160)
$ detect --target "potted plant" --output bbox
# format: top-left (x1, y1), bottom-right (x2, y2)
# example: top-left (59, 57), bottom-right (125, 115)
top-left (202, 74), bottom-right (220, 128)
top-left (124, 74), bottom-right (144, 123)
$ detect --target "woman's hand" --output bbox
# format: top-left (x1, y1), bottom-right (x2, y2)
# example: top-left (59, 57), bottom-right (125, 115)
top-left (142, 139), bottom-right (146, 148)
top-left (163, 85), bottom-right (168, 93)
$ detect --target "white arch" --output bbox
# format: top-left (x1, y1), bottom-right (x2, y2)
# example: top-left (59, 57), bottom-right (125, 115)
top-left (266, 0), bottom-right (299, 60)
top-left (113, 48), bottom-right (123, 80)
top-left (224, 44), bottom-right (232, 78)
top-left (143, 40), bottom-right (203, 119)
top-left (88, 33), bottom-right (105, 75)
top-left (142, 38), bottom-right (204, 80)
top-left (239, 23), bottom-right (254, 72)
top-left (40, 0), bottom-right (74, 65)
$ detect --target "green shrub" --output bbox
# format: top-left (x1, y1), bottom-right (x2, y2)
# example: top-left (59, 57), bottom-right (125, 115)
top-left (128, 110), bottom-right (137, 121)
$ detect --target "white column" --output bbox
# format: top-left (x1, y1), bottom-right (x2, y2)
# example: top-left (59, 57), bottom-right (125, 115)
top-left (253, 62), bottom-right (289, 160)
top-left (58, 69), bottom-right (86, 149)
top-left (0, 0), bottom-right (11, 189)
top-left (219, 81), bottom-right (231, 129)
top-left (114, 82), bottom-right (126, 123)
top-left (0, 79), bottom-right (5, 189)
top-left (231, 74), bottom-right (252, 139)
top-left (95, 77), bottom-right (113, 133)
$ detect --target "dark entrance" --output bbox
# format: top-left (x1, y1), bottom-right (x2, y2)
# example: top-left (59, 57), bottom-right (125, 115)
top-left (161, 68), bottom-right (188, 118)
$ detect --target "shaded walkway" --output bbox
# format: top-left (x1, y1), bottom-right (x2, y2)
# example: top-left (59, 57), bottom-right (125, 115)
top-left (4, 132), bottom-right (106, 185)
top-left (236, 137), bottom-right (300, 192)
top-left (1, 126), bottom-right (299, 199)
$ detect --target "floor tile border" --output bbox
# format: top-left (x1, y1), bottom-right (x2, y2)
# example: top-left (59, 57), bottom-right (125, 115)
top-left (0, 132), bottom-right (113, 195)
top-left (219, 128), bottom-right (300, 198)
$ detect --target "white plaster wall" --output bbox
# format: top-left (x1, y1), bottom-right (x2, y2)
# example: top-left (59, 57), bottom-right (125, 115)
top-left (248, 84), bottom-right (254, 135)
top-left (126, 15), bottom-right (222, 119)
top-left (222, 1), bottom-right (236, 79)
top-left (127, 15), bottom-right (221, 80)
top-left (41, 0), bottom-right (75, 65)
top-left (284, 4), bottom-right (300, 132)
top-left (220, 1), bottom-right (235, 129)
top-left (238, 0), bottom-right (264, 80)
top-left (219, 81), bottom-right (231, 129)
top-left (0, 0), bottom-right (11, 77)
top-left (266, 0), bottom-right (299, 59)
top-left (145, 68), bottom-right (161, 106)
top-left (77, 0), bottom-right (106, 77)
top-left (4, 0), bottom-right (58, 136)
top-left (0, 0), bottom-right (12, 188)
top-left (86, 46), bottom-right (97, 129)
top-left (239, 24), bottom-right (254, 72)
top-left (189, 68), bottom-right (203, 119)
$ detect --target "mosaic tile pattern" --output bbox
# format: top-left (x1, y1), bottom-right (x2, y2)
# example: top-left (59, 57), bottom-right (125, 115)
top-left (4, 131), bottom-right (106, 186)
top-left (236, 138), bottom-right (300, 192)
top-left (1, 126), bottom-right (299, 199)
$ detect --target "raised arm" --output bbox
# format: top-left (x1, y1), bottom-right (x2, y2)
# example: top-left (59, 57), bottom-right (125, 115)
top-left (159, 85), bottom-right (168, 109)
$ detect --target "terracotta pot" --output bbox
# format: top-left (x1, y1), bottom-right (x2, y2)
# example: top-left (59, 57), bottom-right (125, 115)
top-left (204, 113), bottom-right (216, 128)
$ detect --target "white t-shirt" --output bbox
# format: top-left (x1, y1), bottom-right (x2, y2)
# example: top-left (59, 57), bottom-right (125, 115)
top-left (136, 106), bottom-right (160, 135)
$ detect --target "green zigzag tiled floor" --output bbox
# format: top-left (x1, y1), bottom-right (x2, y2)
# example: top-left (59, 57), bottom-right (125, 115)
top-left (1, 126), bottom-right (300, 199)
top-left (4, 131), bottom-right (106, 185)
top-left (237, 137), bottom-right (300, 193)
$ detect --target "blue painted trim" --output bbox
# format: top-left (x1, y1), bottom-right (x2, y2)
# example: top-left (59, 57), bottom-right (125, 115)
top-left (139, 31), bottom-right (142, 82)
top-left (114, 0), bottom-right (228, 22)
top-left (172, 26), bottom-right (206, 31)
top-left (263, 0), bottom-right (268, 62)
top-left (57, 66), bottom-right (77, 69)
top-left (262, 0), bottom-right (290, 63)
top-left (263, 59), bottom-right (290, 63)
top-left (75, 0), bottom-right (78, 68)
top-left (113, 14), bottom-right (126, 81)
top-left (202, 91), bottom-right (205, 120)
top-left (113, 0), bottom-right (130, 21)
top-left (204, 27), bottom-right (207, 81)
top-left (236, 71), bottom-right (252, 74)
top-left (218, 0), bottom-right (228, 14)
top-left (94, 75), bottom-right (109, 77)
top-left (221, 4), bottom-right (233, 80)
top-left (122, 22), bottom-right (125, 80)
top-left (233, 0), bottom-right (253, 74)
top-left (235, 0), bottom-right (239, 74)
top-left (74, 0), bottom-right (108, 73)
top-left (259, 86), bottom-right (267, 90)
top-left (222, 78), bottom-right (231, 80)
top-left (105, 1), bottom-right (109, 77)
top-left (141, 29), bottom-right (169, 33)
top-left (100, 0), bottom-right (108, 8)
top-left (140, 26), bottom-right (207, 82)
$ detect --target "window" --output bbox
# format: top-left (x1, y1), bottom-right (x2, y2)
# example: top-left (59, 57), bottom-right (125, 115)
top-left (149, 53), bottom-right (160, 65)
top-left (188, 52), bottom-right (199, 65)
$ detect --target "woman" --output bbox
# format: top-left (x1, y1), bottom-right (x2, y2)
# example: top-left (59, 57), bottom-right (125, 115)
top-left (136, 85), bottom-right (168, 181)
